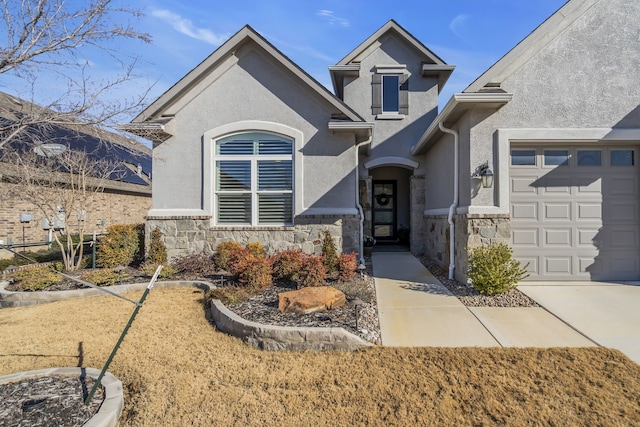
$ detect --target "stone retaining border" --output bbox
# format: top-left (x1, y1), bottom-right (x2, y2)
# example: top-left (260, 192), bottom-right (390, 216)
top-left (210, 299), bottom-right (373, 351)
top-left (0, 279), bottom-right (371, 351)
top-left (0, 367), bottom-right (122, 427)
top-left (0, 280), bottom-right (211, 308)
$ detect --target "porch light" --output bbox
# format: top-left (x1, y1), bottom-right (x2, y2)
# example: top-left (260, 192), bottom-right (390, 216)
top-left (472, 161), bottom-right (494, 188)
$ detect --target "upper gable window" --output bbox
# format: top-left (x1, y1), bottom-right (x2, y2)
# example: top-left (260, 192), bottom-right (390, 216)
top-left (372, 65), bottom-right (408, 119)
top-left (382, 75), bottom-right (400, 113)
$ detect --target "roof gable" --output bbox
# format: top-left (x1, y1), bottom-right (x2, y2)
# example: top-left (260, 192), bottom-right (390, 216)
top-left (336, 20), bottom-right (447, 66)
top-left (465, 0), bottom-right (598, 93)
top-left (132, 25), bottom-right (364, 124)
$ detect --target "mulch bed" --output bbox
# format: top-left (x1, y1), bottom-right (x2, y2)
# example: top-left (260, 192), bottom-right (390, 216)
top-left (0, 374), bottom-right (104, 427)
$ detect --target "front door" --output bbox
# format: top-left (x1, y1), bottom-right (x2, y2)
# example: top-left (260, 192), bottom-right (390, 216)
top-left (372, 180), bottom-right (397, 242)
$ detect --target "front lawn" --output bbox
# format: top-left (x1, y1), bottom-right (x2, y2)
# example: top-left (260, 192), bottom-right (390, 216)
top-left (0, 287), bottom-right (638, 425)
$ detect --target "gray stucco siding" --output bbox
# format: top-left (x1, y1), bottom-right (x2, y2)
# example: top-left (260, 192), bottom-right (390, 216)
top-left (152, 43), bottom-right (358, 217)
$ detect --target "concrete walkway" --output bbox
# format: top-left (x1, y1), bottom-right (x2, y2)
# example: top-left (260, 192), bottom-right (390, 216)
top-left (373, 252), bottom-right (595, 348)
top-left (519, 282), bottom-right (640, 365)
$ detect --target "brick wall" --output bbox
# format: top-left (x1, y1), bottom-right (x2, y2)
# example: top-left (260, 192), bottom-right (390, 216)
top-left (0, 182), bottom-right (151, 258)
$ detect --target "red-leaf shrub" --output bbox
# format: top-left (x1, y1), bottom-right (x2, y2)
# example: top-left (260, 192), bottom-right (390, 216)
top-left (271, 248), bottom-right (304, 282)
top-left (238, 255), bottom-right (272, 289)
top-left (337, 252), bottom-right (357, 283)
top-left (246, 242), bottom-right (265, 258)
top-left (214, 241), bottom-right (243, 271)
top-left (298, 254), bottom-right (327, 288)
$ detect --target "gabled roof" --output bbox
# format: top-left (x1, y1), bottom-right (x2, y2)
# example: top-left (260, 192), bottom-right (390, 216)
top-left (330, 20), bottom-right (455, 95)
top-left (130, 25), bottom-right (366, 126)
top-left (465, 0), bottom-right (595, 93)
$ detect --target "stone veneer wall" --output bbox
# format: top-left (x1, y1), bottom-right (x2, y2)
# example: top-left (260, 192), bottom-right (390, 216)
top-left (423, 214), bottom-right (511, 283)
top-left (410, 176), bottom-right (425, 254)
top-left (146, 215), bottom-right (361, 260)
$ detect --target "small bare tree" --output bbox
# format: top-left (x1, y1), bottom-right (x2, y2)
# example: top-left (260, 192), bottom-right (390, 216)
top-left (0, 0), bottom-right (153, 149)
top-left (1, 146), bottom-right (122, 270)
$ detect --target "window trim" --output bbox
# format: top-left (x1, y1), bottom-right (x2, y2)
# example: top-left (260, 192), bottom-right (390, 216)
top-left (372, 65), bottom-right (409, 118)
top-left (202, 121), bottom-right (304, 227)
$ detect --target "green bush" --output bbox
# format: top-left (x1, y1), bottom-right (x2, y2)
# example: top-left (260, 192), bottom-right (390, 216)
top-left (11, 266), bottom-right (61, 291)
top-left (214, 241), bottom-right (243, 271)
top-left (271, 249), bottom-right (304, 282)
top-left (320, 230), bottom-right (338, 274)
top-left (467, 243), bottom-right (529, 295)
top-left (146, 228), bottom-right (168, 265)
top-left (336, 252), bottom-right (357, 283)
top-left (171, 252), bottom-right (217, 277)
top-left (298, 254), bottom-right (327, 288)
top-left (81, 268), bottom-right (130, 287)
top-left (97, 224), bottom-right (143, 268)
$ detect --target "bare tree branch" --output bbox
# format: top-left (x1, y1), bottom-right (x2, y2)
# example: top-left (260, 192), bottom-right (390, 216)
top-left (0, 0), bottom-right (153, 149)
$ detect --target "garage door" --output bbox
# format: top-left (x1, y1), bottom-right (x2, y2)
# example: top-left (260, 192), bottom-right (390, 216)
top-left (510, 145), bottom-right (640, 281)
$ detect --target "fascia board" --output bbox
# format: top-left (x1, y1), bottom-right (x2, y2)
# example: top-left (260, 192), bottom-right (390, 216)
top-left (411, 93), bottom-right (513, 155)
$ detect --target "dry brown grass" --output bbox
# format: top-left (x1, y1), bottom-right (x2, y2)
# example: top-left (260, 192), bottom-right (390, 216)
top-left (1, 287), bottom-right (639, 426)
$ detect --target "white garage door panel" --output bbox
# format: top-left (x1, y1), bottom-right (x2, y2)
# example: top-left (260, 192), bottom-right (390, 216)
top-left (511, 145), bottom-right (640, 281)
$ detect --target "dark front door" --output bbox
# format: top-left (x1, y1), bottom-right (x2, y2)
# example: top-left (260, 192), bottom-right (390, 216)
top-left (372, 180), bottom-right (397, 242)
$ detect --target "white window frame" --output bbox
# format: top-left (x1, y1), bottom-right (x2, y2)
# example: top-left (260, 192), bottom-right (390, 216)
top-left (381, 74), bottom-right (400, 114)
top-left (202, 121), bottom-right (304, 226)
top-left (214, 132), bottom-right (293, 226)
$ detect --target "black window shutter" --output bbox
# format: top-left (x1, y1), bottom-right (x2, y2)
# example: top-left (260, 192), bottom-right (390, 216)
top-left (399, 75), bottom-right (409, 115)
top-left (372, 73), bottom-right (382, 115)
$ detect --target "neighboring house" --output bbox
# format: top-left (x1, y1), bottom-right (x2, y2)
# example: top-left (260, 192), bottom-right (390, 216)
top-left (126, 0), bottom-right (639, 282)
top-left (0, 92), bottom-right (152, 257)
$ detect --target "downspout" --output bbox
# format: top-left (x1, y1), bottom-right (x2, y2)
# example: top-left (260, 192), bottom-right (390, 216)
top-left (438, 122), bottom-right (458, 280)
top-left (355, 136), bottom-right (372, 265)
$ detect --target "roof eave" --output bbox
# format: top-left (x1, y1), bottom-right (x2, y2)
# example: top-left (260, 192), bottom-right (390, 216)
top-left (422, 65), bottom-right (456, 94)
top-left (411, 93), bottom-right (513, 155)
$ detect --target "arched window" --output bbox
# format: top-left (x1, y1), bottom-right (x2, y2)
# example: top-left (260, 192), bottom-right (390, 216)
top-left (214, 132), bottom-right (293, 225)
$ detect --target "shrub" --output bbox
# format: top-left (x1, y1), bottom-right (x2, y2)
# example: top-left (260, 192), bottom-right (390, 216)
top-left (81, 268), bottom-right (130, 287)
top-left (337, 252), bottom-right (358, 283)
top-left (467, 242), bottom-right (530, 295)
top-left (11, 267), bottom-right (61, 291)
top-left (97, 224), bottom-right (143, 268)
top-left (298, 254), bottom-right (327, 288)
top-left (214, 241), bottom-right (243, 271)
top-left (320, 230), bottom-right (338, 274)
top-left (171, 252), bottom-right (217, 277)
top-left (227, 247), bottom-right (272, 289)
top-left (146, 228), bottom-right (168, 265)
top-left (271, 249), bottom-right (305, 282)
top-left (207, 286), bottom-right (253, 306)
top-left (238, 256), bottom-right (272, 289)
top-left (141, 262), bottom-right (177, 279)
top-left (245, 242), bottom-right (265, 258)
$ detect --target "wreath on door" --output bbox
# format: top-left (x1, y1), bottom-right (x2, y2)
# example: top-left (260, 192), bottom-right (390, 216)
top-left (376, 193), bottom-right (391, 206)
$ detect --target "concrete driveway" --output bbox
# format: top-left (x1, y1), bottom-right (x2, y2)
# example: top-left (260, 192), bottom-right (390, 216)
top-left (518, 281), bottom-right (640, 365)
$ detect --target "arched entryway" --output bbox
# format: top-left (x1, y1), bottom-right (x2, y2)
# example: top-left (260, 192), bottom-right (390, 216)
top-left (363, 157), bottom-right (418, 248)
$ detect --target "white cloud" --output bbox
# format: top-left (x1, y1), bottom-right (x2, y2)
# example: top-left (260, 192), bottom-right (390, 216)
top-left (317, 10), bottom-right (350, 27)
top-left (151, 8), bottom-right (229, 46)
top-left (449, 14), bottom-right (470, 41)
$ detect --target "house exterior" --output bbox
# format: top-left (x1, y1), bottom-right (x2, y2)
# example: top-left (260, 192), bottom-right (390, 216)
top-left (127, 0), bottom-right (639, 283)
top-left (0, 92), bottom-right (152, 258)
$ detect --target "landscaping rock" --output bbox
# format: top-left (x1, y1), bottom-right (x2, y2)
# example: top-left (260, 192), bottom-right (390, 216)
top-left (278, 286), bottom-right (346, 314)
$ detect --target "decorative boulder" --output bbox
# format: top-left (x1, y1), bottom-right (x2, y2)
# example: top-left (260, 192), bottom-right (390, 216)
top-left (278, 286), bottom-right (346, 314)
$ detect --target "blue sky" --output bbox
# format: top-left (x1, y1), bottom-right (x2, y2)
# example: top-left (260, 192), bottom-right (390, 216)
top-left (3, 0), bottom-right (569, 121)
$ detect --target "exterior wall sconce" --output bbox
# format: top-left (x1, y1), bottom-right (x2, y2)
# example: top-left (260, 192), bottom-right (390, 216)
top-left (472, 161), bottom-right (494, 188)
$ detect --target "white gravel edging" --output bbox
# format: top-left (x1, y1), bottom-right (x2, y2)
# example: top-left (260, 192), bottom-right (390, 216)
top-left (0, 367), bottom-right (122, 427)
top-left (210, 299), bottom-right (373, 351)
